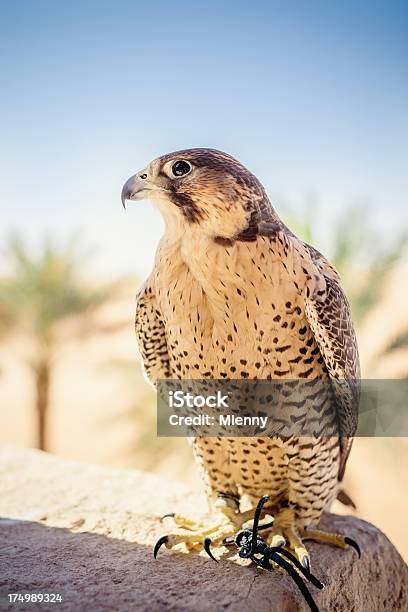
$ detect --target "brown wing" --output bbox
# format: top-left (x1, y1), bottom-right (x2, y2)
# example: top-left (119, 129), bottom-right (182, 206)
top-left (303, 245), bottom-right (361, 480)
top-left (135, 278), bottom-right (172, 384)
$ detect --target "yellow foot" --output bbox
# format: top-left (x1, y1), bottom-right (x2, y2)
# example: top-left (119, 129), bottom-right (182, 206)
top-left (300, 527), bottom-right (361, 557)
top-left (265, 506), bottom-right (361, 572)
top-left (266, 506), bottom-right (312, 571)
top-left (154, 493), bottom-right (271, 559)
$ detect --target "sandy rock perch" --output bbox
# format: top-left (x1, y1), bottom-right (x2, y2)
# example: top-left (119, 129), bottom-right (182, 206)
top-left (0, 447), bottom-right (407, 611)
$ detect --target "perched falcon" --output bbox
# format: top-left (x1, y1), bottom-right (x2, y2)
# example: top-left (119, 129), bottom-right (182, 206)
top-left (122, 148), bottom-right (360, 574)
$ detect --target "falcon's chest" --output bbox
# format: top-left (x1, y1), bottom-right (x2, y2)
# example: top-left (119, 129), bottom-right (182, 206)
top-left (153, 233), bottom-right (323, 379)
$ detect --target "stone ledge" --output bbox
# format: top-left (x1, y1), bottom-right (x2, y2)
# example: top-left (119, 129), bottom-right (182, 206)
top-left (0, 446), bottom-right (407, 611)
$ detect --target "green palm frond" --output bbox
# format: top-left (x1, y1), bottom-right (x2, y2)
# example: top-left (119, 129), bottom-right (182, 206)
top-left (0, 233), bottom-right (116, 344)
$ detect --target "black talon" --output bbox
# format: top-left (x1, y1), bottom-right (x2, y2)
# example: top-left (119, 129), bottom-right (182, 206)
top-left (160, 512), bottom-right (175, 523)
top-left (345, 537), bottom-right (361, 558)
top-left (153, 535), bottom-right (169, 559)
top-left (203, 537), bottom-right (219, 563)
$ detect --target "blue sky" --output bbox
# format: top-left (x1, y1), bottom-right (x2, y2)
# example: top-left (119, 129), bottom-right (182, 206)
top-left (1, 1), bottom-right (407, 277)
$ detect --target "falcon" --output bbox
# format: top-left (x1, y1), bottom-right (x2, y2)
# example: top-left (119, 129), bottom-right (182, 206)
top-left (121, 148), bottom-right (360, 575)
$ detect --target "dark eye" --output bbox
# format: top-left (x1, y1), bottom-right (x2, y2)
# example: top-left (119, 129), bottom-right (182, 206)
top-left (171, 160), bottom-right (192, 177)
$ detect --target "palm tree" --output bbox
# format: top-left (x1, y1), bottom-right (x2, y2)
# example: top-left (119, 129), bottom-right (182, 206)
top-left (0, 234), bottom-right (116, 451)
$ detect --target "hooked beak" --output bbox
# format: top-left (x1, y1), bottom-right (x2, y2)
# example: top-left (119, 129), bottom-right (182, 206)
top-left (121, 173), bottom-right (151, 209)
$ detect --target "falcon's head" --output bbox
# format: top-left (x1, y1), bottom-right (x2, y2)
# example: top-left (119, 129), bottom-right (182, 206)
top-left (121, 148), bottom-right (274, 242)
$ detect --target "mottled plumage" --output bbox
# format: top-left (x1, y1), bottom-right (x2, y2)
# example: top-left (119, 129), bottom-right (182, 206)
top-left (123, 148), bottom-right (360, 564)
